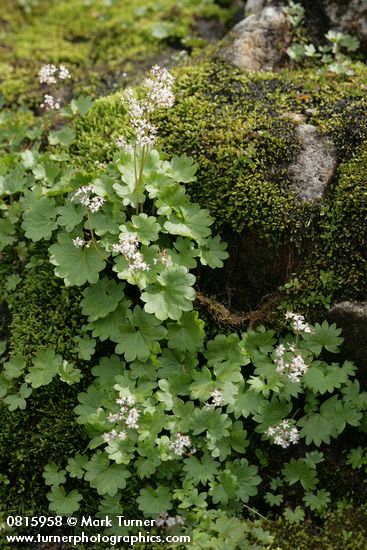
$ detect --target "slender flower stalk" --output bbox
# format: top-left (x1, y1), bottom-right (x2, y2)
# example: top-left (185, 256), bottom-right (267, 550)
top-left (117, 65), bottom-right (175, 213)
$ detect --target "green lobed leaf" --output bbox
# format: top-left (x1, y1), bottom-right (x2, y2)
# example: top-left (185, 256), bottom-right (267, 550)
top-left (57, 204), bottom-right (85, 232)
top-left (2, 356), bottom-right (26, 380)
top-left (297, 411), bottom-right (334, 446)
top-left (81, 278), bottom-right (125, 322)
top-left (43, 463), bottom-right (67, 486)
top-left (25, 348), bottom-right (63, 388)
top-left (282, 458), bottom-right (318, 491)
top-left (166, 311), bottom-right (205, 353)
top-left (303, 360), bottom-right (355, 395)
top-left (141, 266), bottom-right (196, 321)
top-left (66, 454), bottom-right (89, 479)
top-left (198, 235), bottom-right (229, 269)
top-left (230, 459), bottom-right (261, 502)
top-left (73, 334), bottom-right (96, 361)
top-left (114, 305), bottom-right (166, 361)
top-left (84, 453), bottom-right (131, 496)
top-left (302, 321), bottom-right (343, 355)
top-left (3, 383), bottom-right (32, 411)
top-left (209, 470), bottom-right (238, 505)
top-left (22, 195), bottom-right (58, 241)
top-left (283, 506), bottom-right (305, 524)
top-left (164, 203), bottom-right (213, 244)
top-left (166, 154), bottom-right (198, 183)
top-left (183, 453), bottom-right (220, 485)
top-left (170, 237), bottom-right (198, 268)
top-left (125, 213), bottom-right (161, 244)
top-left (303, 490), bottom-right (331, 512)
top-left (49, 126), bottom-right (75, 146)
top-left (137, 486), bottom-right (172, 515)
top-left (49, 232), bottom-right (108, 286)
top-left (87, 299), bottom-right (132, 342)
top-left (47, 486), bottom-right (83, 515)
top-left (58, 360), bottom-right (83, 385)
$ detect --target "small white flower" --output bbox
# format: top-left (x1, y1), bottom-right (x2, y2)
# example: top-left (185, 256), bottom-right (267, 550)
top-left (274, 342), bottom-right (309, 383)
top-left (116, 135), bottom-right (133, 152)
top-left (205, 388), bottom-right (224, 408)
top-left (120, 66), bottom-right (174, 149)
top-left (125, 407), bottom-right (139, 429)
top-left (117, 431), bottom-right (127, 441)
top-left (129, 252), bottom-right (149, 272)
top-left (41, 94), bottom-right (61, 110)
top-left (72, 237), bottom-right (85, 248)
top-left (88, 196), bottom-right (105, 213)
top-left (126, 395), bottom-right (136, 406)
top-left (71, 185), bottom-right (104, 212)
top-left (58, 64), bottom-right (71, 80)
top-left (108, 412), bottom-right (122, 423)
top-left (160, 249), bottom-right (172, 267)
top-left (103, 429), bottom-right (118, 443)
top-left (275, 344), bottom-right (286, 358)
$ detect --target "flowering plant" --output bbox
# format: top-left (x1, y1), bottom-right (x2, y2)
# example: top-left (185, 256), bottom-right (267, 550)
top-left (1, 64), bottom-right (366, 532)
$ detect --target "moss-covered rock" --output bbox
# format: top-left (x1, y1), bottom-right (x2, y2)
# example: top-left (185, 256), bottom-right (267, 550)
top-left (72, 57), bottom-right (367, 320)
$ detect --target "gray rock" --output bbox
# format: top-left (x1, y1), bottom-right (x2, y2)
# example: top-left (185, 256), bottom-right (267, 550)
top-left (245, 0), bottom-right (271, 15)
top-left (219, 6), bottom-right (289, 71)
top-left (327, 301), bottom-right (367, 366)
top-left (288, 124), bottom-right (337, 201)
top-left (325, 0), bottom-right (367, 52)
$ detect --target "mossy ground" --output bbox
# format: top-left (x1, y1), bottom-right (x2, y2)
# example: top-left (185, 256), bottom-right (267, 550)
top-left (0, 0), bottom-right (235, 106)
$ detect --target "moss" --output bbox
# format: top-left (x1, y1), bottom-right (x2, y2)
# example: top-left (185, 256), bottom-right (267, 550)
top-left (0, 258), bottom-right (86, 513)
top-left (0, 0), bottom-right (235, 106)
top-left (266, 503), bottom-right (367, 549)
top-left (73, 57), bottom-right (367, 314)
top-left (71, 92), bottom-right (127, 163)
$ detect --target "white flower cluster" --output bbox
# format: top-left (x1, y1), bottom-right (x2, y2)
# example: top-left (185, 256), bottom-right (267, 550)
top-left (117, 65), bottom-right (174, 150)
top-left (155, 513), bottom-right (185, 528)
top-left (39, 63), bottom-right (71, 85)
top-left (285, 312), bottom-right (314, 334)
top-left (40, 94), bottom-right (61, 110)
top-left (71, 185), bottom-right (105, 213)
top-left (274, 343), bottom-right (309, 383)
top-left (143, 65), bottom-right (175, 110)
top-left (205, 388), bottom-right (224, 408)
top-left (39, 64), bottom-right (70, 110)
top-left (266, 420), bottom-right (300, 448)
top-left (169, 433), bottom-right (192, 456)
top-left (112, 235), bottom-right (149, 273)
top-left (103, 393), bottom-right (139, 443)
